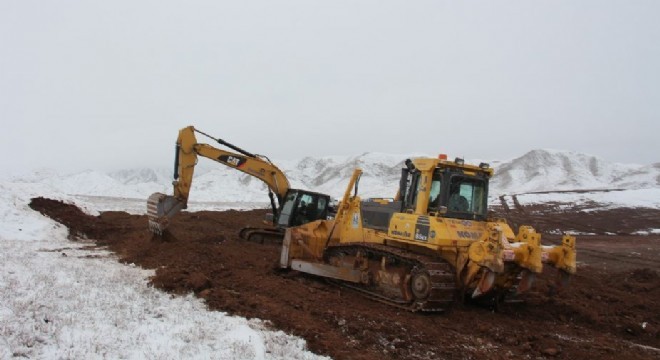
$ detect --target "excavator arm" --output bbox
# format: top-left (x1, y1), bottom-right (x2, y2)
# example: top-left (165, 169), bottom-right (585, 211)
top-left (147, 126), bottom-right (291, 234)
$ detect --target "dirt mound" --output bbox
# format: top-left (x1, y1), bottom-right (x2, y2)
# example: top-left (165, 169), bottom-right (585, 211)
top-left (29, 197), bottom-right (660, 359)
top-left (29, 197), bottom-right (109, 239)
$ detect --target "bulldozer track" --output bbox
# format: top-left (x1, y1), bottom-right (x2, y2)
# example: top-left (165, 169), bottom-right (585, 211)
top-left (327, 280), bottom-right (415, 312)
top-left (324, 243), bottom-right (456, 312)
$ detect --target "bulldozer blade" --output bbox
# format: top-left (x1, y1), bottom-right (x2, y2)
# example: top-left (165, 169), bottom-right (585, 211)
top-left (472, 269), bottom-right (496, 298)
top-left (515, 269), bottom-right (536, 295)
top-left (147, 192), bottom-right (185, 235)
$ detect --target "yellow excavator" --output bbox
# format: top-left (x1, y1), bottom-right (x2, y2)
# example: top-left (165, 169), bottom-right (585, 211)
top-left (279, 156), bottom-right (577, 311)
top-left (147, 126), bottom-right (332, 242)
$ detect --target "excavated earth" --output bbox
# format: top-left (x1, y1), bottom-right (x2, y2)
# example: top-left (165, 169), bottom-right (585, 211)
top-left (29, 197), bottom-right (660, 360)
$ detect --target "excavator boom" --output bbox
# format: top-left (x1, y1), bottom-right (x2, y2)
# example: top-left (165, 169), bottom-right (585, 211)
top-left (147, 126), bottom-right (291, 234)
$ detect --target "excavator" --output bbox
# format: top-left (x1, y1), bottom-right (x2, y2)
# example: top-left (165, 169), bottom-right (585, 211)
top-left (147, 126), bottom-right (332, 242)
top-left (278, 156), bottom-right (577, 311)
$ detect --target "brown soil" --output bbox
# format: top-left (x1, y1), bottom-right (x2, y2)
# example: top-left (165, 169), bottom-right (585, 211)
top-left (493, 195), bottom-right (660, 236)
top-left (29, 197), bottom-right (660, 360)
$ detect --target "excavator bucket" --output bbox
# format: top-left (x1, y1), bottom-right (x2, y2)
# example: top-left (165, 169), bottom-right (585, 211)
top-left (147, 192), bottom-right (185, 235)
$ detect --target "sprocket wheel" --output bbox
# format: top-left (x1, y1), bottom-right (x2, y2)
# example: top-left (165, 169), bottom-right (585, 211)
top-left (411, 270), bottom-right (431, 300)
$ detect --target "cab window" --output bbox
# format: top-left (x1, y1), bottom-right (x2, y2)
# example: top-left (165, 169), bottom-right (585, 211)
top-left (427, 177), bottom-right (442, 211)
top-left (277, 192), bottom-right (298, 226)
top-left (447, 177), bottom-right (487, 217)
top-left (316, 197), bottom-right (327, 218)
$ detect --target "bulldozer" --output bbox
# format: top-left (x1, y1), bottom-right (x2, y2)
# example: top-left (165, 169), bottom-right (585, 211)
top-left (279, 156), bottom-right (577, 311)
top-left (147, 126), bottom-right (332, 243)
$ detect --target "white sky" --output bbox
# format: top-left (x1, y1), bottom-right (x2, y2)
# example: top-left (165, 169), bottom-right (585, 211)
top-left (1, 1), bottom-right (659, 172)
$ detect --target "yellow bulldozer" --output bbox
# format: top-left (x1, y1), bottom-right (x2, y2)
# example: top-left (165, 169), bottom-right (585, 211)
top-left (279, 156), bottom-right (577, 311)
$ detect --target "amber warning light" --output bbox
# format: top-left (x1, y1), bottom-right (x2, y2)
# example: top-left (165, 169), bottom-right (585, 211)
top-left (438, 154), bottom-right (448, 160)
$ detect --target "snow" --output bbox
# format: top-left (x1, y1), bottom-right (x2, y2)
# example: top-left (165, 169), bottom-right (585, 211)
top-left (632, 229), bottom-right (660, 236)
top-left (0, 186), bottom-right (325, 359)
top-left (70, 195), bottom-right (269, 215)
top-left (6, 149), bottom-right (659, 208)
top-left (516, 188), bottom-right (660, 210)
top-left (489, 149), bottom-right (659, 196)
top-left (4, 149), bottom-right (659, 213)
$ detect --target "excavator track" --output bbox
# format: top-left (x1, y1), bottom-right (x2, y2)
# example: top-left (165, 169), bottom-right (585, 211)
top-left (323, 243), bottom-right (457, 312)
top-left (238, 227), bottom-right (284, 244)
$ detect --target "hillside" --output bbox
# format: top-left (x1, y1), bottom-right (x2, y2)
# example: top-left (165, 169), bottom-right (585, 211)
top-left (4, 149), bottom-right (659, 207)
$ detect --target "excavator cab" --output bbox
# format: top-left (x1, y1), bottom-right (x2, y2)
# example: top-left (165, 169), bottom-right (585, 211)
top-left (276, 189), bottom-right (331, 227)
top-left (238, 188), bottom-right (332, 243)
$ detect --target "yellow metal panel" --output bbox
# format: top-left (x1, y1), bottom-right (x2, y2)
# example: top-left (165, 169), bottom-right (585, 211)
top-left (386, 213), bottom-right (490, 250)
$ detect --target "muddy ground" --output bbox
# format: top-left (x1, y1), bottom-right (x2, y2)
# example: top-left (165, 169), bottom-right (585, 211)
top-left (30, 197), bottom-right (660, 359)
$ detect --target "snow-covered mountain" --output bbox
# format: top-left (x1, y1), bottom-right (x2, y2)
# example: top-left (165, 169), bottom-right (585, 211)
top-left (6, 149), bottom-right (660, 204)
top-left (491, 149), bottom-right (660, 194)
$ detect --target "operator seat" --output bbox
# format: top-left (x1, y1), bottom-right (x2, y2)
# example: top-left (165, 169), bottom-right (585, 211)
top-left (449, 194), bottom-right (469, 212)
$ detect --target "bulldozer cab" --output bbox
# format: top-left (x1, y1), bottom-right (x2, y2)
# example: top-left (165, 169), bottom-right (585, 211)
top-left (436, 171), bottom-right (488, 220)
top-left (401, 160), bottom-right (490, 221)
top-left (276, 189), bottom-right (331, 227)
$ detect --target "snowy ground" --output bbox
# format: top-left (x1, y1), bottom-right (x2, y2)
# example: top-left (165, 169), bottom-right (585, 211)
top-left (0, 186), bottom-right (325, 359)
top-left (70, 195), bottom-right (269, 215)
top-left (514, 188), bottom-right (660, 211)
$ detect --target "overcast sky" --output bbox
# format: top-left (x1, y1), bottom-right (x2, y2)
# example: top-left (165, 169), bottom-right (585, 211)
top-left (1, 1), bottom-right (659, 172)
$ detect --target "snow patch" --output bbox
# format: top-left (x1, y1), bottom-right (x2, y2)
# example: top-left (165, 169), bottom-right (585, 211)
top-left (632, 229), bottom-right (660, 236)
top-left (0, 184), bottom-right (325, 359)
top-left (516, 188), bottom-right (660, 210)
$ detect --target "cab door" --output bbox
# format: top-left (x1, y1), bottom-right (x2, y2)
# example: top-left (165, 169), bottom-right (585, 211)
top-left (278, 190), bottom-right (329, 227)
